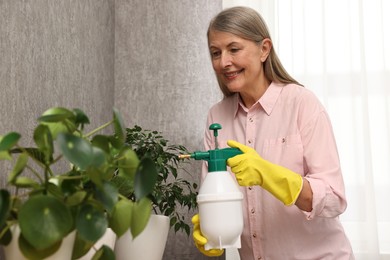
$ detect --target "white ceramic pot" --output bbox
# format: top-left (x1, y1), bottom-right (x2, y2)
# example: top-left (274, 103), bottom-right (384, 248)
top-left (77, 228), bottom-right (116, 260)
top-left (114, 215), bottom-right (170, 260)
top-left (3, 225), bottom-right (76, 260)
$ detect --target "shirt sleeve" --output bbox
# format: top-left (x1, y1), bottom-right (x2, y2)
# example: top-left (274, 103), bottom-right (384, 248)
top-left (298, 93), bottom-right (347, 220)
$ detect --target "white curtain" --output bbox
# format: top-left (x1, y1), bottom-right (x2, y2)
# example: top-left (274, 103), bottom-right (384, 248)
top-left (223, 0), bottom-right (390, 259)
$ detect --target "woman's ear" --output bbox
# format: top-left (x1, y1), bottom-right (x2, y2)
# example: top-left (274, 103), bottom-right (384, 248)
top-left (260, 38), bottom-right (272, 62)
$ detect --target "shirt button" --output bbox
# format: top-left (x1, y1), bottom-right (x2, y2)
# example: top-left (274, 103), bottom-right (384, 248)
top-left (249, 117), bottom-right (253, 122)
top-left (248, 187), bottom-right (252, 190)
top-left (252, 233), bottom-right (257, 238)
top-left (248, 139), bottom-right (252, 144)
top-left (251, 208), bottom-right (255, 214)
top-left (258, 257), bottom-right (262, 260)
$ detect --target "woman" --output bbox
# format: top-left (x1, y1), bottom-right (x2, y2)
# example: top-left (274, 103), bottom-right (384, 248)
top-left (192, 6), bottom-right (354, 260)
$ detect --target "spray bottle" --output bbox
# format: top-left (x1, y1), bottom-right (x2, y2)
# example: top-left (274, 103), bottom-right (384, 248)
top-left (179, 123), bottom-right (244, 250)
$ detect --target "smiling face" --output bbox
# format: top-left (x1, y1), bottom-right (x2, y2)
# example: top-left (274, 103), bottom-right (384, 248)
top-left (208, 30), bottom-right (267, 99)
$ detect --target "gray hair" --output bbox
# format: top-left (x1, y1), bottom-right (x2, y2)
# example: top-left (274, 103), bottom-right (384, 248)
top-left (208, 6), bottom-right (302, 97)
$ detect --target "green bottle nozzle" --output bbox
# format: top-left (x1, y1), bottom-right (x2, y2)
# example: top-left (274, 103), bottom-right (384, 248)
top-left (178, 123), bottom-right (242, 172)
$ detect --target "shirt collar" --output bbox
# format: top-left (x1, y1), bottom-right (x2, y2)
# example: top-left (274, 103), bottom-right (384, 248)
top-left (233, 82), bottom-right (283, 117)
top-left (259, 82), bottom-right (283, 115)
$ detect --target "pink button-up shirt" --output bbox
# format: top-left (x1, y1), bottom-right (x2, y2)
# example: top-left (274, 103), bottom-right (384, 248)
top-left (201, 82), bottom-right (354, 260)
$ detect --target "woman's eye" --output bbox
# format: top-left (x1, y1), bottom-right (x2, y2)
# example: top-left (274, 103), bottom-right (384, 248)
top-left (211, 51), bottom-right (221, 58)
top-left (230, 48), bottom-right (240, 53)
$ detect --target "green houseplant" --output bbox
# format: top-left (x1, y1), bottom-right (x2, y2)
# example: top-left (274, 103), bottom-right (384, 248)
top-left (0, 107), bottom-right (158, 259)
top-left (122, 125), bottom-right (198, 236)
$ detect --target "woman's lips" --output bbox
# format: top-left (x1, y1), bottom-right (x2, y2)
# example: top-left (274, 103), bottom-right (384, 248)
top-left (224, 69), bottom-right (243, 80)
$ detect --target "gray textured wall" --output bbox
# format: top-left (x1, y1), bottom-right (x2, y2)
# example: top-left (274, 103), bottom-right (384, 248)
top-left (0, 0), bottom-right (115, 151)
top-left (115, 1), bottom-right (222, 259)
top-left (0, 0), bottom-right (223, 259)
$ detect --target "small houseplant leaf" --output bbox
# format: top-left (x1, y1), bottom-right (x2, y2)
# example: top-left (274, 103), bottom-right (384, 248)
top-left (91, 135), bottom-right (110, 154)
top-left (38, 107), bottom-right (77, 138)
top-left (71, 232), bottom-right (94, 259)
top-left (18, 195), bottom-right (73, 250)
top-left (65, 191), bottom-right (87, 206)
top-left (118, 148), bottom-right (139, 178)
top-left (113, 108), bottom-right (124, 145)
top-left (13, 177), bottom-right (40, 189)
top-left (94, 181), bottom-right (118, 213)
top-left (108, 199), bottom-right (133, 237)
top-left (0, 224), bottom-right (12, 245)
top-left (8, 153), bottom-right (28, 184)
top-left (73, 108), bottom-right (90, 130)
top-left (57, 133), bottom-right (93, 170)
top-left (0, 132), bottom-right (21, 151)
top-left (33, 124), bottom-right (54, 164)
top-left (19, 233), bottom-right (62, 260)
top-left (38, 107), bottom-right (75, 122)
top-left (0, 190), bottom-right (10, 227)
top-left (134, 157), bottom-right (157, 200)
top-left (91, 245), bottom-right (115, 260)
top-left (76, 204), bottom-right (107, 242)
top-left (130, 197), bottom-right (152, 238)
top-left (0, 151), bottom-right (12, 160)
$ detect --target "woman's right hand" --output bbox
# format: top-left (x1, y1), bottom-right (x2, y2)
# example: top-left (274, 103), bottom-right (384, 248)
top-left (192, 214), bottom-right (224, 257)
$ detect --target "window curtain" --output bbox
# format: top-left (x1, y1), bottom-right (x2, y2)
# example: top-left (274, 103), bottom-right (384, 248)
top-left (223, 0), bottom-right (390, 259)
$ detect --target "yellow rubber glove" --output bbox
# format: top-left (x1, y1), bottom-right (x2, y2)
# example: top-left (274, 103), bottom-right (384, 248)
top-left (191, 214), bottom-right (224, 257)
top-left (227, 140), bottom-right (303, 206)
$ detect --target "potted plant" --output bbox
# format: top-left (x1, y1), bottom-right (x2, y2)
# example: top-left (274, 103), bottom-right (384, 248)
top-left (113, 125), bottom-right (198, 260)
top-left (0, 107), bottom-right (158, 260)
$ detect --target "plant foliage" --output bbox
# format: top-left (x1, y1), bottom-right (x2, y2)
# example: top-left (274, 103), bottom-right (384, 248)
top-left (122, 125), bottom-right (198, 236)
top-left (0, 107), bottom-right (158, 259)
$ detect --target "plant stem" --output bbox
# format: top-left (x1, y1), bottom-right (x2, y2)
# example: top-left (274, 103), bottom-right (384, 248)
top-left (25, 165), bottom-right (44, 183)
top-left (84, 120), bottom-right (114, 138)
top-left (56, 175), bottom-right (83, 180)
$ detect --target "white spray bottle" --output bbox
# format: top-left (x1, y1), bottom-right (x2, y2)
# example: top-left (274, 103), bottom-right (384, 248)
top-left (179, 123), bottom-right (244, 250)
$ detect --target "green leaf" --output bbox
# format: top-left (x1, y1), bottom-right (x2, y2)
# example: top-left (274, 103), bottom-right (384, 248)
top-left (18, 195), bottom-right (73, 250)
top-left (61, 174), bottom-right (82, 196)
top-left (169, 216), bottom-right (177, 227)
top-left (174, 222), bottom-right (181, 233)
top-left (71, 232), bottom-right (94, 259)
top-left (38, 107), bottom-right (75, 123)
top-left (76, 204), bottom-right (107, 242)
top-left (8, 153), bottom-right (29, 184)
top-left (113, 108), bottom-right (124, 145)
top-left (38, 108), bottom-right (77, 138)
top-left (0, 151), bottom-right (12, 160)
top-left (46, 182), bottom-right (64, 200)
top-left (10, 147), bottom-right (48, 164)
top-left (94, 181), bottom-right (118, 213)
top-left (13, 177), bottom-right (40, 188)
top-left (0, 132), bottom-right (21, 151)
top-left (92, 245), bottom-right (115, 260)
top-left (110, 175), bottom-right (133, 198)
top-left (73, 108), bottom-right (90, 129)
top-left (130, 197), bottom-right (151, 238)
top-left (118, 148), bottom-right (139, 178)
top-left (90, 146), bottom-right (106, 168)
top-left (86, 168), bottom-right (104, 188)
top-left (134, 157), bottom-right (158, 200)
top-left (19, 233), bottom-right (62, 260)
top-left (40, 120), bottom-right (77, 138)
top-left (108, 199), bottom-right (132, 237)
top-left (91, 135), bottom-right (110, 154)
top-left (0, 224), bottom-right (12, 245)
top-left (33, 124), bottom-right (54, 164)
top-left (57, 133), bottom-right (93, 170)
top-left (66, 191), bottom-right (87, 207)
top-left (0, 190), bottom-right (10, 227)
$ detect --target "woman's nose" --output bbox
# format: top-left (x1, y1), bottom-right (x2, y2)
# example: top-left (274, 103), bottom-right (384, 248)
top-left (220, 53), bottom-right (232, 68)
